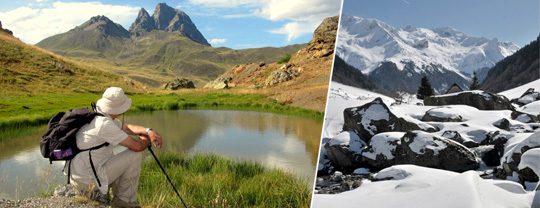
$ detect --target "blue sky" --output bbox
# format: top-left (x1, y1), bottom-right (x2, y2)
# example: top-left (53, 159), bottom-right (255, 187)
top-left (342, 0), bottom-right (539, 46)
top-left (0, 0), bottom-right (342, 48)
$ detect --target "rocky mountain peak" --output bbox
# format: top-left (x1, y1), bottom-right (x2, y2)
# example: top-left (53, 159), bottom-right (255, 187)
top-left (128, 3), bottom-right (209, 46)
top-left (78, 15), bottom-right (130, 38)
top-left (129, 8), bottom-right (156, 36)
top-left (0, 20), bottom-right (13, 35)
top-left (153, 3), bottom-right (177, 30)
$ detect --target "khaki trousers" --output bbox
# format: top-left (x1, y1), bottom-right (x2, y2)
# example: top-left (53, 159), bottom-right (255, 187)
top-left (73, 149), bottom-right (143, 203)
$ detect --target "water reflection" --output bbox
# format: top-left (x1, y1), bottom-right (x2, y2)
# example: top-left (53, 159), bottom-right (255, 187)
top-left (0, 110), bottom-right (322, 200)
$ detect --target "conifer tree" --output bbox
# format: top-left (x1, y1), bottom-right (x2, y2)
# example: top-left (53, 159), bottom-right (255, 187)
top-left (417, 75), bottom-right (434, 99)
top-left (470, 72), bottom-right (480, 90)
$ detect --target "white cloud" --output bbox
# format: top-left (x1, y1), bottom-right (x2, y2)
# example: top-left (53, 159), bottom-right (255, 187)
top-left (188, 0), bottom-right (261, 8)
top-left (270, 21), bottom-right (318, 42)
top-left (209, 38), bottom-right (227, 44)
top-left (188, 0), bottom-right (342, 42)
top-left (0, 1), bottom-right (139, 44)
top-left (222, 13), bottom-right (254, 19)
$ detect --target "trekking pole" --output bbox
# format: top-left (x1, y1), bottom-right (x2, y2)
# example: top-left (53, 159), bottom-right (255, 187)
top-left (147, 146), bottom-right (189, 208)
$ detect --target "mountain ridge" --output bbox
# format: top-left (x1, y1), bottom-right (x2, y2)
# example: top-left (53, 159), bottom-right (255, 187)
top-left (36, 3), bottom-right (304, 84)
top-left (481, 35), bottom-right (540, 92)
top-left (337, 14), bottom-right (519, 94)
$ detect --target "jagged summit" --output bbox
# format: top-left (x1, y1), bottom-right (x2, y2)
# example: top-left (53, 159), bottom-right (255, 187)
top-left (129, 8), bottom-right (155, 36)
top-left (75, 15), bottom-right (130, 38)
top-left (129, 3), bottom-right (209, 46)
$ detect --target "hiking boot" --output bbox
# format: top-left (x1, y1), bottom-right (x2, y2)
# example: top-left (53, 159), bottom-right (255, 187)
top-left (112, 198), bottom-right (141, 208)
top-left (90, 190), bottom-right (109, 204)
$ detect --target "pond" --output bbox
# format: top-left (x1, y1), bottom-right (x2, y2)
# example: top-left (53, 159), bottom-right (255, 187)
top-left (0, 110), bottom-right (322, 199)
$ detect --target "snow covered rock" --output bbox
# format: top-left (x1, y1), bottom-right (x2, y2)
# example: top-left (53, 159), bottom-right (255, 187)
top-left (500, 132), bottom-right (540, 179)
top-left (511, 111), bottom-right (539, 123)
top-left (441, 130), bottom-right (479, 148)
top-left (511, 88), bottom-right (540, 106)
top-left (362, 131), bottom-right (479, 172)
top-left (517, 148), bottom-right (540, 182)
top-left (424, 91), bottom-right (514, 110)
top-left (343, 98), bottom-right (437, 142)
top-left (421, 107), bottom-right (463, 122)
top-left (520, 101), bottom-right (540, 116)
top-left (324, 131), bottom-right (366, 172)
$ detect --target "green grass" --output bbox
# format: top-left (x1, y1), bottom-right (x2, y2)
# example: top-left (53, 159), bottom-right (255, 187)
top-left (139, 152), bottom-right (311, 208)
top-left (0, 92), bottom-right (323, 141)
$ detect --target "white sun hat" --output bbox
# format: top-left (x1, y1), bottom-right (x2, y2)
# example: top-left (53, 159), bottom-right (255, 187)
top-left (96, 87), bottom-right (132, 115)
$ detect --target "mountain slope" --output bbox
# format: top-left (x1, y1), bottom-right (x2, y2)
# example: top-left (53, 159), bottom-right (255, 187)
top-left (481, 35), bottom-right (540, 93)
top-left (332, 55), bottom-right (375, 90)
top-left (204, 16), bottom-right (339, 111)
top-left (36, 16), bottom-right (129, 58)
top-left (337, 15), bottom-right (519, 94)
top-left (0, 32), bottom-right (143, 95)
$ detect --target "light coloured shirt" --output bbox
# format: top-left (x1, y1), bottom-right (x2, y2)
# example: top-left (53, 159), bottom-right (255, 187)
top-left (68, 112), bottom-right (128, 194)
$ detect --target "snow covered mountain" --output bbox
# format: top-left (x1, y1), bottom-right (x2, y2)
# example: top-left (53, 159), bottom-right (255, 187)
top-left (337, 15), bottom-right (519, 94)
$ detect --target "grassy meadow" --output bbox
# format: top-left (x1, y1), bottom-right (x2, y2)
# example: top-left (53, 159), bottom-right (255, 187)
top-left (139, 153), bottom-right (311, 207)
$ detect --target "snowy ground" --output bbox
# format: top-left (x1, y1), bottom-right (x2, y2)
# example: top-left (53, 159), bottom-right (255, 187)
top-left (314, 81), bottom-right (540, 208)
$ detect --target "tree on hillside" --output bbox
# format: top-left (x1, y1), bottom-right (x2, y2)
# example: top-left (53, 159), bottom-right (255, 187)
top-left (469, 72), bottom-right (480, 90)
top-left (417, 76), bottom-right (434, 100)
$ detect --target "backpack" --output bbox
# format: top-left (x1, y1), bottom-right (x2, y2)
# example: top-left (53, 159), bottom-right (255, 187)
top-left (40, 104), bottom-right (109, 185)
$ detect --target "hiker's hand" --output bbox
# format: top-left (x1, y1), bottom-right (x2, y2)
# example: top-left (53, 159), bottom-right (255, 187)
top-left (148, 130), bottom-right (162, 148)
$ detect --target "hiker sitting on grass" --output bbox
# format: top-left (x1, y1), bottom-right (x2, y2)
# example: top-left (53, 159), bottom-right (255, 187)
top-left (68, 87), bottom-right (162, 207)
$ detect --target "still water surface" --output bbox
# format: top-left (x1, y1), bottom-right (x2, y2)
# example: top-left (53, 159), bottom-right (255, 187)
top-left (0, 110), bottom-right (322, 199)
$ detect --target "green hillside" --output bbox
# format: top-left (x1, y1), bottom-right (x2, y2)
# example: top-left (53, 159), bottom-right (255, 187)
top-left (0, 32), bottom-right (143, 95)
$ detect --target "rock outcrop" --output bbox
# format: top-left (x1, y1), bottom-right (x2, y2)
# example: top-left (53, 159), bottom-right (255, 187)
top-left (424, 91), bottom-right (514, 110)
top-left (163, 78), bottom-right (195, 90)
top-left (204, 76), bottom-right (232, 89)
top-left (306, 16), bottom-right (338, 58)
top-left (0, 21), bottom-right (13, 35)
top-left (265, 64), bottom-right (302, 86)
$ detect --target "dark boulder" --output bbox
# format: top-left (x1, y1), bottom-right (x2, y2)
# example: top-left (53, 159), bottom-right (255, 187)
top-left (424, 91), bottom-right (514, 110)
top-left (493, 118), bottom-right (511, 131)
top-left (518, 167), bottom-right (539, 182)
top-left (517, 148), bottom-right (540, 182)
top-left (324, 144), bottom-right (360, 172)
top-left (362, 131), bottom-right (479, 172)
top-left (343, 97), bottom-right (437, 143)
top-left (323, 131), bottom-right (366, 172)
